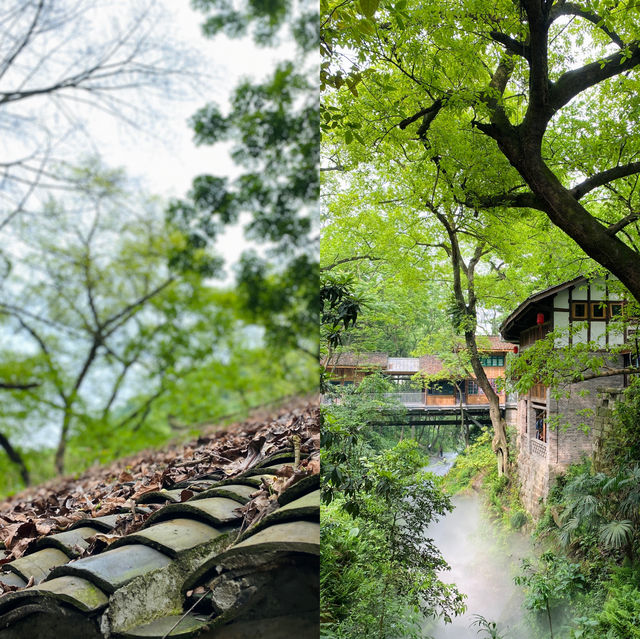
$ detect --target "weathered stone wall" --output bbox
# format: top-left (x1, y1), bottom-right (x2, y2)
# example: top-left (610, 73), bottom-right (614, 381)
top-left (515, 396), bottom-right (554, 518)
top-left (516, 376), bottom-right (625, 519)
top-left (548, 374), bottom-right (625, 466)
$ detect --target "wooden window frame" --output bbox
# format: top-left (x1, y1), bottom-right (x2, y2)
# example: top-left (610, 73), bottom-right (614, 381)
top-left (609, 301), bottom-right (624, 318)
top-left (590, 302), bottom-right (607, 321)
top-left (571, 301), bottom-right (588, 320)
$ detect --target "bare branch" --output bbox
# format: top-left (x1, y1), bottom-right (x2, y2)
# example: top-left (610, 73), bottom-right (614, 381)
top-left (321, 255), bottom-right (382, 271)
top-left (551, 42), bottom-right (640, 113)
top-left (606, 211), bottom-right (640, 237)
top-left (489, 31), bottom-right (530, 60)
top-left (570, 161), bottom-right (640, 199)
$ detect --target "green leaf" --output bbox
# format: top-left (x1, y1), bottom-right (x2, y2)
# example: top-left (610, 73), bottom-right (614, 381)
top-left (358, 0), bottom-right (379, 19)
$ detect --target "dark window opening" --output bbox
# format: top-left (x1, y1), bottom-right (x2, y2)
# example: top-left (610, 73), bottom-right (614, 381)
top-left (571, 302), bottom-right (588, 320)
top-left (427, 380), bottom-right (461, 396)
top-left (534, 407), bottom-right (547, 443)
top-left (610, 302), bottom-right (624, 318)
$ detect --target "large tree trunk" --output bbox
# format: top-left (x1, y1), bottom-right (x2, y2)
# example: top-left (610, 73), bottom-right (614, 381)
top-left (0, 431), bottom-right (30, 486)
top-left (477, 11), bottom-right (640, 305)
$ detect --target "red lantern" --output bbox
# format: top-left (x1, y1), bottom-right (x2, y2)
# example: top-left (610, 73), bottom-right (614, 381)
top-left (513, 346), bottom-right (519, 354)
top-left (536, 312), bottom-right (544, 325)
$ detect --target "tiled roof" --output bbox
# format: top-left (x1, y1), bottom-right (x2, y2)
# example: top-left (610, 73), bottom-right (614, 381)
top-left (483, 335), bottom-right (513, 351)
top-left (418, 355), bottom-right (445, 375)
top-left (324, 338), bottom-right (509, 374)
top-left (323, 352), bottom-right (388, 368)
top-left (0, 453), bottom-right (319, 638)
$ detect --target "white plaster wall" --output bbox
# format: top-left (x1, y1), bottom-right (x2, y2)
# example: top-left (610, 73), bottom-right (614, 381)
top-left (591, 321), bottom-right (607, 347)
top-left (610, 328), bottom-right (625, 346)
top-left (574, 326), bottom-right (588, 342)
top-left (555, 289), bottom-right (569, 307)
top-left (554, 311), bottom-right (570, 346)
top-left (573, 284), bottom-right (588, 300)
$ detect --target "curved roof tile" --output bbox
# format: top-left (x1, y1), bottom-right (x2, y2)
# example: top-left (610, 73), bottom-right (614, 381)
top-left (0, 435), bottom-right (320, 639)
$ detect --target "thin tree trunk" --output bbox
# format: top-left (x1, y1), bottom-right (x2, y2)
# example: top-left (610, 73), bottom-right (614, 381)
top-left (0, 431), bottom-right (29, 486)
top-left (54, 410), bottom-right (72, 475)
top-left (545, 599), bottom-right (554, 639)
top-left (436, 211), bottom-right (510, 476)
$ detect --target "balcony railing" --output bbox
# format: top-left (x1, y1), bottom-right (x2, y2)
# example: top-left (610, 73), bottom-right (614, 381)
top-left (383, 391), bottom-right (424, 405)
top-left (530, 438), bottom-right (547, 457)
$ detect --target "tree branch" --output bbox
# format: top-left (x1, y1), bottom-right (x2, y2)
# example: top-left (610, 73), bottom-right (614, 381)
top-left (398, 99), bottom-right (444, 138)
top-left (570, 161), bottom-right (640, 200)
top-left (489, 31), bottom-right (530, 60)
top-left (102, 278), bottom-right (174, 337)
top-left (320, 255), bottom-right (381, 271)
top-left (0, 381), bottom-right (39, 390)
top-left (606, 211), bottom-right (640, 237)
top-left (549, 3), bottom-right (624, 47)
top-left (551, 41), bottom-right (640, 113)
top-left (0, 431), bottom-right (29, 486)
top-left (466, 190), bottom-right (546, 211)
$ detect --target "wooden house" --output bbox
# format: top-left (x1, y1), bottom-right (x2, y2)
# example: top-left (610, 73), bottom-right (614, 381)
top-left (500, 275), bottom-right (632, 516)
top-left (324, 336), bottom-right (512, 410)
top-left (323, 352), bottom-right (388, 386)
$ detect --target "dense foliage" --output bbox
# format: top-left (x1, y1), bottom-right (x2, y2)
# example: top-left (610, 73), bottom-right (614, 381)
top-left (170, 0), bottom-right (319, 356)
top-left (321, 381), bottom-right (465, 636)
top-left (525, 379), bottom-right (640, 637)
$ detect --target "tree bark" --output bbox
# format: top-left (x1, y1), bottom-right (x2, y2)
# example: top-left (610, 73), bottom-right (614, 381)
top-left (0, 431), bottom-right (30, 486)
top-left (478, 14), bottom-right (640, 306)
top-left (436, 210), bottom-right (510, 475)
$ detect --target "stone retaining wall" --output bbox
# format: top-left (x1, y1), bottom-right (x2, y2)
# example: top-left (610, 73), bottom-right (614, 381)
top-left (516, 383), bottom-right (625, 518)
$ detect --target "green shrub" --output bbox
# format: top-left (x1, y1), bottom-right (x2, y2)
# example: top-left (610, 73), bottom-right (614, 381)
top-left (444, 430), bottom-right (496, 493)
top-left (573, 584), bottom-right (640, 639)
top-left (510, 509), bottom-right (528, 530)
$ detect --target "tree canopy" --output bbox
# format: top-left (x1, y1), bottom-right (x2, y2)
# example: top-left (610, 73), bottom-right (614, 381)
top-left (322, 0), bottom-right (640, 304)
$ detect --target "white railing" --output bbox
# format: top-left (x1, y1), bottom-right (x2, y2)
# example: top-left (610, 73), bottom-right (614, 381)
top-left (383, 392), bottom-right (424, 405)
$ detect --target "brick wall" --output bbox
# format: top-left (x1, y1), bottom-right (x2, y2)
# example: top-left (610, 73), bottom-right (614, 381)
top-left (515, 372), bottom-right (625, 518)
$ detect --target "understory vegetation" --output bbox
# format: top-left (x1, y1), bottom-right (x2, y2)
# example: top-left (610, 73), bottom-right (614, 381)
top-left (445, 380), bottom-right (640, 638)
top-left (532, 379), bottom-right (640, 639)
top-left (321, 379), bottom-right (466, 637)
top-left (444, 429), bottom-right (528, 531)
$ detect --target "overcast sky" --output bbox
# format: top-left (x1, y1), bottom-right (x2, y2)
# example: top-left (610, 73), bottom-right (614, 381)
top-left (94, 1), bottom-right (291, 270)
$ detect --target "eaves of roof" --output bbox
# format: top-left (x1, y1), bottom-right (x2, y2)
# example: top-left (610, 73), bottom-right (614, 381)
top-left (499, 276), bottom-right (587, 342)
top-left (0, 452), bottom-right (319, 638)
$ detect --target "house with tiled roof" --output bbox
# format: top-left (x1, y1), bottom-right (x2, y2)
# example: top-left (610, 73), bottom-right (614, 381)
top-left (323, 338), bottom-right (513, 412)
top-left (0, 404), bottom-right (320, 639)
top-left (500, 275), bottom-right (635, 516)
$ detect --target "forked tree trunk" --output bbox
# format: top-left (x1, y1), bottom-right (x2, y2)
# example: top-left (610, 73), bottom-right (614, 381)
top-left (0, 431), bottom-right (30, 486)
top-left (436, 211), bottom-right (510, 476)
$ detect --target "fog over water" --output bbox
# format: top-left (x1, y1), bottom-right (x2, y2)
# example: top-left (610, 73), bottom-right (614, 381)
top-left (421, 456), bottom-right (550, 639)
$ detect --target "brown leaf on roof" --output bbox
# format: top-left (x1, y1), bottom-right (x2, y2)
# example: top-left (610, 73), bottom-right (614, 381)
top-left (0, 399), bottom-right (319, 565)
